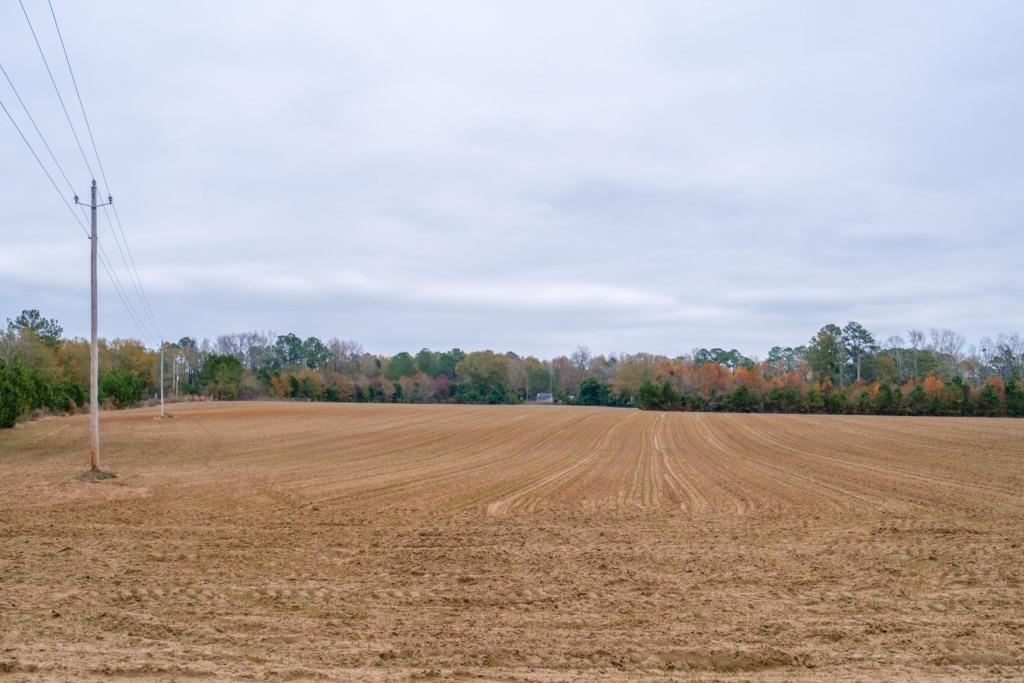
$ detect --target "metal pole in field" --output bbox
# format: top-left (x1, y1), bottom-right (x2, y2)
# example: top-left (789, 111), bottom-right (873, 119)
top-left (89, 179), bottom-right (100, 470)
top-left (160, 340), bottom-right (165, 417)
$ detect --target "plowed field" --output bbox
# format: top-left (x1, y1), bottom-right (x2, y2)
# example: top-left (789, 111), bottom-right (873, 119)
top-left (1, 402), bottom-right (1022, 680)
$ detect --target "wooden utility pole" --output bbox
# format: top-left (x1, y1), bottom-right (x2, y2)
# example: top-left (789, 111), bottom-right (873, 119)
top-left (76, 180), bottom-right (114, 480)
top-left (89, 179), bottom-right (99, 469)
top-left (159, 340), bottom-right (165, 417)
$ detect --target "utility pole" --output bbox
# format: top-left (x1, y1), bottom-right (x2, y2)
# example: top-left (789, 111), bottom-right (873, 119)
top-left (75, 180), bottom-right (114, 480)
top-left (159, 340), bottom-right (165, 417)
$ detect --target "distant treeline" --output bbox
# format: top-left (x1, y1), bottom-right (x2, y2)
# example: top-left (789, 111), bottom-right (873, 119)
top-left (2, 309), bottom-right (1023, 427)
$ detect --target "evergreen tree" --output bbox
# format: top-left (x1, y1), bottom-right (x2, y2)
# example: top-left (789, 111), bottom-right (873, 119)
top-left (875, 383), bottom-right (902, 415)
top-left (1006, 379), bottom-right (1024, 417)
top-left (99, 369), bottom-right (144, 406)
top-left (809, 324), bottom-right (844, 385)
top-left (825, 391), bottom-right (847, 414)
top-left (724, 384), bottom-right (759, 412)
top-left (635, 379), bottom-right (661, 410)
top-left (905, 384), bottom-right (927, 416)
top-left (0, 360), bottom-right (33, 428)
top-left (579, 377), bottom-right (611, 406)
top-left (977, 384), bottom-right (1004, 417)
top-left (842, 321), bottom-right (878, 383)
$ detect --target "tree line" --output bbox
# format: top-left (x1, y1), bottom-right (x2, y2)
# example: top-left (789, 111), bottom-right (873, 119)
top-left (2, 308), bottom-right (1023, 427)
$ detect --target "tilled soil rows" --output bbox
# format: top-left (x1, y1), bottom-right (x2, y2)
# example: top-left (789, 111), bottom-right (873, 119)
top-left (1, 402), bottom-right (1022, 680)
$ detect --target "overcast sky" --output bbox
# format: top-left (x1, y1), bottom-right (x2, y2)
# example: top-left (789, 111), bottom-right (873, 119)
top-left (2, 1), bottom-right (1022, 358)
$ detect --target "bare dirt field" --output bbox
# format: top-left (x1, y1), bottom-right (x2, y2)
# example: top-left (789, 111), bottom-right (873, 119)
top-left (1, 402), bottom-right (1022, 681)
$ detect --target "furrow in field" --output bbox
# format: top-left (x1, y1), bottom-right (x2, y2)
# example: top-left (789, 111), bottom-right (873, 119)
top-left (532, 410), bottom-right (647, 512)
top-left (656, 413), bottom-right (710, 512)
top-left (485, 411), bottom-right (625, 515)
top-left (337, 409), bottom-right (611, 512)
top-left (693, 413), bottom-right (832, 512)
top-left (747, 414), bottom-right (1023, 512)
top-left (714, 414), bottom-right (899, 512)
top-left (666, 415), bottom-right (759, 514)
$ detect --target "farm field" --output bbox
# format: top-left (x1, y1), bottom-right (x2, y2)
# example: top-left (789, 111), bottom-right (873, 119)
top-left (1, 402), bottom-right (1023, 681)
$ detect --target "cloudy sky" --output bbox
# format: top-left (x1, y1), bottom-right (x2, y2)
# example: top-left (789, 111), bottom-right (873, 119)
top-left (2, 1), bottom-right (1022, 358)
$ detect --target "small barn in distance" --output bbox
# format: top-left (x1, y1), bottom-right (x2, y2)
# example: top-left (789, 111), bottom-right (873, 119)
top-left (535, 392), bottom-right (554, 404)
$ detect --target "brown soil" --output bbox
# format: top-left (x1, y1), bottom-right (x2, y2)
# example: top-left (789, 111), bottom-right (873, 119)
top-left (1, 402), bottom-right (1022, 681)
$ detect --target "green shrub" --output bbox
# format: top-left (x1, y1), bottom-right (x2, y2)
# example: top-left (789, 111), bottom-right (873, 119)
top-left (99, 368), bottom-right (144, 406)
top-left (977, 384), bottom-right (1004, 417)
top-left (766, 386), bottom-right (802, 412)
top-left (0, 360), bottom-right (33, 427)
top-left (1007, 379), bottom-right (1024, 417)
top-left (580, 377), bottom-right (612, 406)
top-left (825, 391), bottom-right (847, 414)
top-left (724, 385), bottom-right (759, 412)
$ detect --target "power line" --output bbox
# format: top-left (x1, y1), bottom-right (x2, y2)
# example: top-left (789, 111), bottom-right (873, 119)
top-left (0, 61), bottom-right (76, 195)
top-left (1, 91), bottom-right (157, 346)
top-left (46, 0), bottom-right (163, 341)
top-left (107, 203), bottom-right (162, 339)
top-left (1, 57), bottom-right (94, 244)
top-left (17, 0), bottom-right (163, 344)
top-left (17, 0), bottom-right (93, 179)
top-left (0, 90), bottom-right (82, 231)
top-left (101, 205), bottom-right (160, 340)
top-left (47, 0), bottom-right (107, 185)
top-left (98, 246), bottom-right (158, 345)
top-left (96, 235), bottom-right (158, 343)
